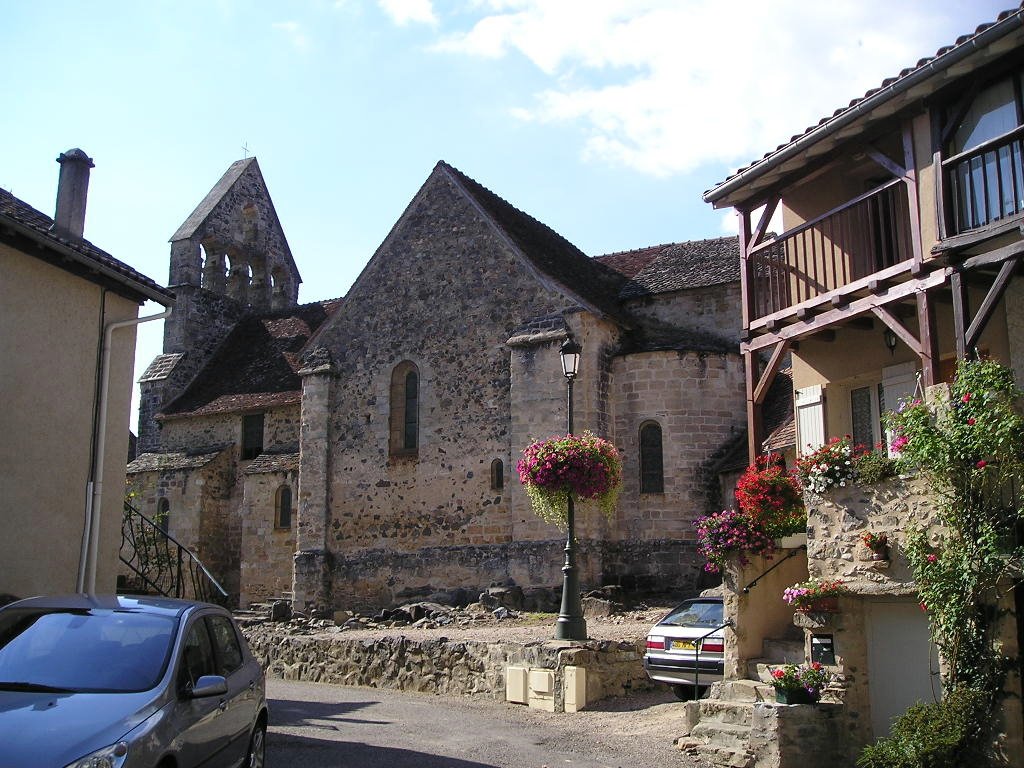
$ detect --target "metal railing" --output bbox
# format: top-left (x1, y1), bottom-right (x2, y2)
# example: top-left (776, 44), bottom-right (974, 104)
top-left (945, 124), bottom-right (1024, 235)
top-left (119, 501), bottom-right (229, 606)
top-left (741, 544), bottom-right (807, 594)
top-left (691, 619), bottom-right (734, 701)
top-left (749, 180), bottom-right (912, 319)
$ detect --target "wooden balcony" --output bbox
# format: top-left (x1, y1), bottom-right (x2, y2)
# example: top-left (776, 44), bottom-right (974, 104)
top-left (944, 124), bottom-right (1024, 236)
top-left (748, 179), bottom-right (913, 323)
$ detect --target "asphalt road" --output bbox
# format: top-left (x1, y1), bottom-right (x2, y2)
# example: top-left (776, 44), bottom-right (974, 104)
top-left (266, 678), bottom-right (706, 768)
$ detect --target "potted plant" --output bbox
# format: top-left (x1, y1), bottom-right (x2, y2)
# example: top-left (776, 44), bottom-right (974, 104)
top-left (769, 662), bottom-right (831, 704)
top-left (516, 431), bottom-right (622, 527)
top-left (795, 436), bottom-right (864, 494)
top-left (782, 578), bottom-right (845, 612)
top-left (695, 508), bottom-right (775, 573)
top-left (861, 531), bottom-right (889, 560)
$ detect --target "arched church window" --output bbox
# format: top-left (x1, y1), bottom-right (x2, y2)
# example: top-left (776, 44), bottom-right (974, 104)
top-left (639, 421), bottom-right (664, 494)
top-left (490, 459), bottom-right (504, 491)
top-left (275, 485), bottom-right (292, 529)
top-left (389, 362), bottom-right (420, 456)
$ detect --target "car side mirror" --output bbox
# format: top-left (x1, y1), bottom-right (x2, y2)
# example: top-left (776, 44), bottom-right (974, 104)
top-left (190, 675), bottom-right (228, 698)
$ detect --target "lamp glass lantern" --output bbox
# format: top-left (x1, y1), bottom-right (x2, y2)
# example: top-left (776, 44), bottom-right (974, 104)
top-left (560, 338), bottom-right (582, 380)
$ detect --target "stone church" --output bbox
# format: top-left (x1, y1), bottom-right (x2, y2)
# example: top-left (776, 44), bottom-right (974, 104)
top-left (128, 157), bottom-right (750, 613)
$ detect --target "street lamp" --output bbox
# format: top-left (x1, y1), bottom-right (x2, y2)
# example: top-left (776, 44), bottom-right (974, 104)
top-left (554, 336), bottom-right (587, 641)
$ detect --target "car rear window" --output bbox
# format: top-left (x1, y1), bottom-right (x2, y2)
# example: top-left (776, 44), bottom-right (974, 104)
top-left (0, 608), bottom-right (176, 693)
top-left (660, 600), bottom-right (723, 628)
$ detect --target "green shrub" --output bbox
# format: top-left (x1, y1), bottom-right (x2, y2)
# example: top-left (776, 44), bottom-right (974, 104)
top-left (856, 689), bottom-right (991, 768)
top-left (852, 450), bottom-right (897, 484)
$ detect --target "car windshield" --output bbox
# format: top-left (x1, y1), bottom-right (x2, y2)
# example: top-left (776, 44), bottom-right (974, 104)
top-left (0, 608), bottom-right (176, 693)
top-left (660, 600), bottom-right (723, 628)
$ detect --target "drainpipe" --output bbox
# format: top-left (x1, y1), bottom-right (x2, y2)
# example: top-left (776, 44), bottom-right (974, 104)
top-left (77, 306), bottom-right (172, 596)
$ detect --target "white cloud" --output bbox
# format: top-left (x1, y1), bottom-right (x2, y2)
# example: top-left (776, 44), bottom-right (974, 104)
top-left (378, 0), bottom-right (437, 26)
top-left (429, 0), bottom-right (1007, 177)
top-left (273, 21), bottom-right (310, 50)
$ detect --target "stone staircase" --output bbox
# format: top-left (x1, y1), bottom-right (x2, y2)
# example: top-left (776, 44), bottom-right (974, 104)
top-left (234, 593), bottom-right (293, 625)
top-left (674, 635), bottom-right (804, 768)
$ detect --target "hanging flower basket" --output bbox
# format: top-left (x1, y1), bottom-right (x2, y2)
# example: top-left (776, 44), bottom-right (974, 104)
top-left (516, 431), bottom-right (622, 528)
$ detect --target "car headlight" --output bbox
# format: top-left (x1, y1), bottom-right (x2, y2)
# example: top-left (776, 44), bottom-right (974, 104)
top-left (64, 741), bottom-right (129, 768)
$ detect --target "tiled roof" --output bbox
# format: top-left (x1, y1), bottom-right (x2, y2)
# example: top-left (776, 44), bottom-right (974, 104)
top-left (0, 187), bottom-right (173, 305)
top-left (244, 451), bottom-right (300, 475)
top-left (762, 367), bottom-right (795, 453)
top-left (127, 447), bottom-right (228, 473)
top-left (440, 163), bottom-right (628, 322)
top-left (139, 353), bottom-right (185, 383)
top-left (706, 6), bottom-right (1024, 205)
top-left (161, 299), bottom-right (340, 419)
top-left (596, 237), bottom-right (740, 298)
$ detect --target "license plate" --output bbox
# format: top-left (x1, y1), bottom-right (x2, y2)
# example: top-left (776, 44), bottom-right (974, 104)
top-left (671, 640), bottom-right (696, 651)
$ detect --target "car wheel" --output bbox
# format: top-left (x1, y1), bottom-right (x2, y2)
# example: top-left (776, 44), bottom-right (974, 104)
top-left (246, 723), bottom-right (266, 768)
top-left (672, 684), bottom-right (695, 701)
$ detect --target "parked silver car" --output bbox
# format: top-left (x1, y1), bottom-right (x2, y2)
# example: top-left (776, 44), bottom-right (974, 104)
top-left (0, 594), bottom-right (267, 767)
top-left (643, 597), bottom-right (725, 700)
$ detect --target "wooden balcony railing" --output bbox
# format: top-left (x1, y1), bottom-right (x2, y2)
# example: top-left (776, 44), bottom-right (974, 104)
top-left (748, 179), bottom-right (913, 320)
top-left (944, 124), bottom-right (1024, 235)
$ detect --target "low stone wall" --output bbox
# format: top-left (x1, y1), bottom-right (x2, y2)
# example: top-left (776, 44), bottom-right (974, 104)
top-left (242, 626), bottom-right (655, 708)
top-left (748, 702), bottom-right (844, 768)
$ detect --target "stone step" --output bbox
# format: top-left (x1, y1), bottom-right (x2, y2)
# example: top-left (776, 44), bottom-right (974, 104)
top-left (713, 678), bottom-right (774, 703)
top-left (690, 721), bottom-right (751, 751)
top-left (676, 739), bottom-right (755, 768)
top-left (697, 699), bottom-right (754, 727)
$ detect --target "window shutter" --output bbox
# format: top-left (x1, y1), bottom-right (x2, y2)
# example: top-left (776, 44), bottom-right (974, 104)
top-left (795, 385), bottom-right (825, 456)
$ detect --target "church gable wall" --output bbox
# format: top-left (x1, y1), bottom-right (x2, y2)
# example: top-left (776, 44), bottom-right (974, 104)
top-left (312, 172), bottom-right (600, 605)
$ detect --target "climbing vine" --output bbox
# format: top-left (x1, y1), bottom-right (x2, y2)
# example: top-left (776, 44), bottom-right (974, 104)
top-left (875, 359), bottom-right (1024, 762)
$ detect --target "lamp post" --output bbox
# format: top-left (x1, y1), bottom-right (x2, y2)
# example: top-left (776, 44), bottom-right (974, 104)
top-left (554, 336), bottom-right (587, 641)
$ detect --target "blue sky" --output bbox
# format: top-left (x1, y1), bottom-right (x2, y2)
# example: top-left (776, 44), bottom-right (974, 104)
top-left (0, 0), bottom-right (1011, 424)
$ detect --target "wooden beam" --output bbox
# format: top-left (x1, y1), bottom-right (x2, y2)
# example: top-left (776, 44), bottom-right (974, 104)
top-left (753, 341), bottom-right (790, 405)
top-left (739, 209), bottom-right (754, 332)
top-left (958, 237), bottom-right (1024, 271)
top-left (867, 148), bottom-right (907, 180)
top-left (935, 218), bottom-right (1024, 257)
top-left (902, 121), bottom-right (925, 274)
top-left (917, 289), bottom-right (939, 387)
top-left (951, 270), bottom-right (969, 360)
top-left (751, 197), bottom-right (779, 248)
top-left (745, 351), bottom-right (764, 464)
top-left (966, 259), bottom-right (1018, 353)
top-left (742, 268), bottom-right (949, 353)
top-left (871, 305), bottom-right (923, 356)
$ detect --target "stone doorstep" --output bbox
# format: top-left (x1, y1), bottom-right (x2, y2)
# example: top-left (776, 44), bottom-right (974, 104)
top-left (677, 736), bottom-right (755, 768)
top-left (713, 678), bottom-right (774, 703)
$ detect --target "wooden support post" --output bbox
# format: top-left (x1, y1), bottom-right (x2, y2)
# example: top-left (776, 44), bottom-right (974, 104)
top-left (916, 290), bottom-right (939, 387)
top-left (951, 270), bottom-right (969, 360)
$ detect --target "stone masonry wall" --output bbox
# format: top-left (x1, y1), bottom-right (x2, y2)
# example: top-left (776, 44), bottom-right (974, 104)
top-left (307, 168), bottom-right (614, 609)
top-left (624, 282), bottom-right (742, 343)
top-left (243, 626), bottom-right (653, 707)
top-left (611, 350), bottom-right (746, 543)
top-left (240, 469), bottom-right (298, 607)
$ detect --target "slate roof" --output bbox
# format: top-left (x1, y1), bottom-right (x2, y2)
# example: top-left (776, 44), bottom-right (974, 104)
top-left (244, 451), bottom-right (300, 475)
top-left (596, 237), bottom-right (740, 299)
top-left (161, 299), bottom-right (341, 419)
top-left (127, 446), bottom-right (228, 473)
top-left (0, 187), bottom-right (173, 305)
top-left (440, 162), bottom-right (628, 322)
top-left (617, 320), bottom-right (738, 356)
top-left (762, 367), bottom-right (795, 453)
top-left (706, 5), bottom-right (1024, 206)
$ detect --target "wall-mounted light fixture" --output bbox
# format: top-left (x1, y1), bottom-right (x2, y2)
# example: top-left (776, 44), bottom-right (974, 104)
top-left (884, 328), bottom-right (898, 356)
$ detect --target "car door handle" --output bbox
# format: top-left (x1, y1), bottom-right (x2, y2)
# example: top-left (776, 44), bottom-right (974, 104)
top-left (217, 699), bottom-right (227, 712)
top-left (248, 681), bottom-right (256, 692)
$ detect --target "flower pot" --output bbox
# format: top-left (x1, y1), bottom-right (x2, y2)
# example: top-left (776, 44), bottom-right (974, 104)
top-left (775, 687), bottom-right (817, 705)
top-left (796, 597), bottom-right (839, 613)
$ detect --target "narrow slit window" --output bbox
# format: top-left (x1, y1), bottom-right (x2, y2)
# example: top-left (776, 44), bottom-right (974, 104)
top-left (640, 422), bottom-right (664, 494)
top-left (390, 362), bottom-right (420, 456)
top-left (275, 485), bottom-right (292, 529)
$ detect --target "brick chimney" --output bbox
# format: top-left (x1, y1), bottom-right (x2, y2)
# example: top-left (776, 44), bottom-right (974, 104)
top-left (52, 148), bottom-right (94, 239)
